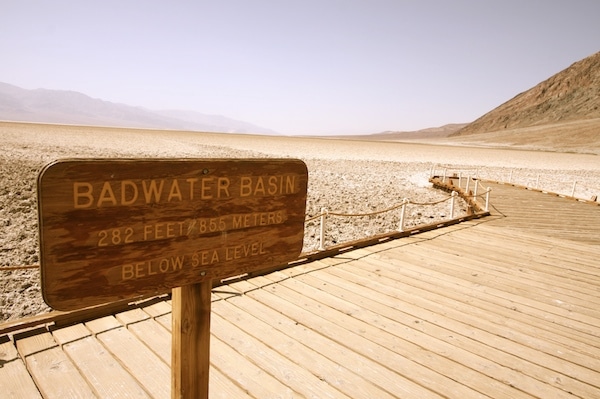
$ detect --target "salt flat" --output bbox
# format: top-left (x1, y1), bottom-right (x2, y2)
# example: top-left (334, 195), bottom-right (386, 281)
top-left (4, 122), bottom-right (599, 169)
top-left (1, 121), bottom-right (599, 321)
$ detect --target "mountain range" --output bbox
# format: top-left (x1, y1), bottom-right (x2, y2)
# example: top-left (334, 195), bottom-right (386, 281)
top-left (444, 51), bottom-right (600, 153)
top-left (2, 50), bottom-right (599, 152)
top-left (453, 51), bottom-right (600, 136)
top-left (0, 82), bottom-right (278, 135)
top-left (352, 51), bottom-right (599, 153)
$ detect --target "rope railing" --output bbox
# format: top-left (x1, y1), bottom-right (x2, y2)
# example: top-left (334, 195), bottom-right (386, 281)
top-left (430, 165), bottom-right (491, 212)
top-left (3, 171), bottom-right (483, 272)
top-left (468, 178), bottom-right (491, 212)
top-left (519, 176), bottom-right (600, 199)
top-left (0, 265), bottom-right (40, 271)
top-left (431, 163), bottom-right (599, 208)
top-left (484, 168), bottom-right (600, 202)
top-left (306, 189), bottom-right (465, 252)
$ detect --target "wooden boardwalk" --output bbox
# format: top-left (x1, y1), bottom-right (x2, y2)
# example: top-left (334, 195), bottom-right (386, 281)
top-left (1, 181), bottom-right (600, 398)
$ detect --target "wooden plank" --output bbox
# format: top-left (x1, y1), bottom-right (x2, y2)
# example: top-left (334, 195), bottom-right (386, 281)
top-left (438, 224), bottom-right (600, 265)
top-left (211, 335), bottom-right (300, 398)
top-left (405, 234), bottom-right (600, 304)
top-left (90, 318), bottom-right (171, 398)
top-left (124, 309), bottom-right (254, 398)
top-left (53, 324), bottom-right (151, 398)
top-left (115, 308), bottom-right (150, 326)
top-left (126, 319), bottom-right (172, 364)
top-left (155, 313), bottom-right (172, 331)
top-left (24, 349), bottom-right (97, 398)
top-left (0, 337), bottom-right (19, 363)
top-left (212, 311), bottom-right (350, 398)
top-left (481, 181), bottom-right (600, 245)
top-left (349, 249), bottom-right (600, 348)
top-left (16, 332), bottom-right (96, 398)
top-left (86, 315), bottom-right (123, 334)
top-left (0, 338), bottom-right (42, 398)
top-left (259, 271), bottom-right (547, 399)
top-left (51, 323), bottom-right (90, 344)
top-left (59, 317), bottom-right (156, 398)
top-left (331, 256), bottom-right (600, 390)
top-left (230, 279), bottom-right (466, 398)
top-left (304, 263), bottom-right (599, 399)
top-left (336, 252), bottom-right (600, 352)
top-left (142, 300), bottom-right (172, 318)
top-left (208, 367), bottom-right (255, 399)
top-left (214, 295), bottom-right (409, 399)
top-left (395, 244), bottom-right (600, 328)
top-left (15, 330), bottom-right (57, 356)
top-left (211, 286), bottom-right (244, 301)
top-left (422, 240), bottom-right (600, 309)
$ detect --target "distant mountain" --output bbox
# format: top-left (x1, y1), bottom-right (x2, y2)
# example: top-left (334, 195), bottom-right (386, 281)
top-left (0, 82), bottom-right (278, 134)
top-left (370, 123), bottom-right (468, 140)
top-left (453, 51), bottom-right (600, 136)
top-left (325, 123), bottom-right (467, 141)
top-left (153, 109), bottom-right (278, 134)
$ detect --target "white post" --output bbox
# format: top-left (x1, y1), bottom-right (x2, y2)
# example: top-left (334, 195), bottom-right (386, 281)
top-left (485, 188), bottom-right (491, 212)
top-left (465, 175), bottom-right (470, 194)
top-left (429, 164), bottom-right (435, 178)
top-left (399, 198), bottom-right (408, 232)
top-left (458, 172), bottom-right (462, 190)
top-left (474, 179), bottom-right (479, 197)
top-left (571, 180), bottom-right (577, 197)
top-left (442, 168), bottom-right (447, 182)
top-left (318, 207), bottom-right (327, 251)
top-left (450, 191), bottom-right (457, 219)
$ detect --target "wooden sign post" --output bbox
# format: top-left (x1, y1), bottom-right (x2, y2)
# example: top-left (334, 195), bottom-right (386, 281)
top-left (37, 158), bottom-right (308, 398)
top-left (171, 281), bottom-right (212, 398)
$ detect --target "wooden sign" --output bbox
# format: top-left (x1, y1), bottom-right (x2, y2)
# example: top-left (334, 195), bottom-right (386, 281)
top-left (37, 158), bottom-right (308, 311)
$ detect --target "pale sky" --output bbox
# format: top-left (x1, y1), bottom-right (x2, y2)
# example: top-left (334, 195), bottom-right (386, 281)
top-left (2, 0), bottom-right (599, 135)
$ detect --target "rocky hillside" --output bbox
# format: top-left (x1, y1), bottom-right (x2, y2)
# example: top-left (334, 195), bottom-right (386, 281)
top-left (453, 51), bottom-right (600, 136)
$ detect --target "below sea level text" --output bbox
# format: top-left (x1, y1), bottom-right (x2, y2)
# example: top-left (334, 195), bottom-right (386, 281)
top-left (121, 240), bottom-right (267, 281)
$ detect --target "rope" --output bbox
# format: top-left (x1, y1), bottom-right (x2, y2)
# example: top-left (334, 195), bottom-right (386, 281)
top-left (305, 193), bottom-right (455, 221)
top-left (305, 213), bottom-right (322, 222)
top-left (328, 202), bottom-right (405, 217)
top-left (465, 192), bottom-right (488, 200)
top-left (433, 163), bottom-right (479, 170)
top-left (3, 175), bottom-right (466, 271)
top-left (410, 197), bottom-right (452, 206)
top-left (0, 265), bottom-right (40, 271)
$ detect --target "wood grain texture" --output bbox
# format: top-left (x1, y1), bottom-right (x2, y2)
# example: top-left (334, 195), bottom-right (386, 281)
top-left (0, 339), bottom-right (42, 398)
top-left (37, 158), bottom-right (308, 310)
top-left (171, 282), bottom-right (212, 399)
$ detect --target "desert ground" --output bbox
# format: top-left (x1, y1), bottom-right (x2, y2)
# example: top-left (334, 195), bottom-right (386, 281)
top-left (2, 121), bottom-right (600, 322)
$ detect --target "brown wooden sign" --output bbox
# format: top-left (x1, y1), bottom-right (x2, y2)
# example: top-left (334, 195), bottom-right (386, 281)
top-left (37, 158), bottom-right (308, 311)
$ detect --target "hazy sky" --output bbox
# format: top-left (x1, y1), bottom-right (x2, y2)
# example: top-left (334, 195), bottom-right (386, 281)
top-left (2, 1), bottom-right (599, 135)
